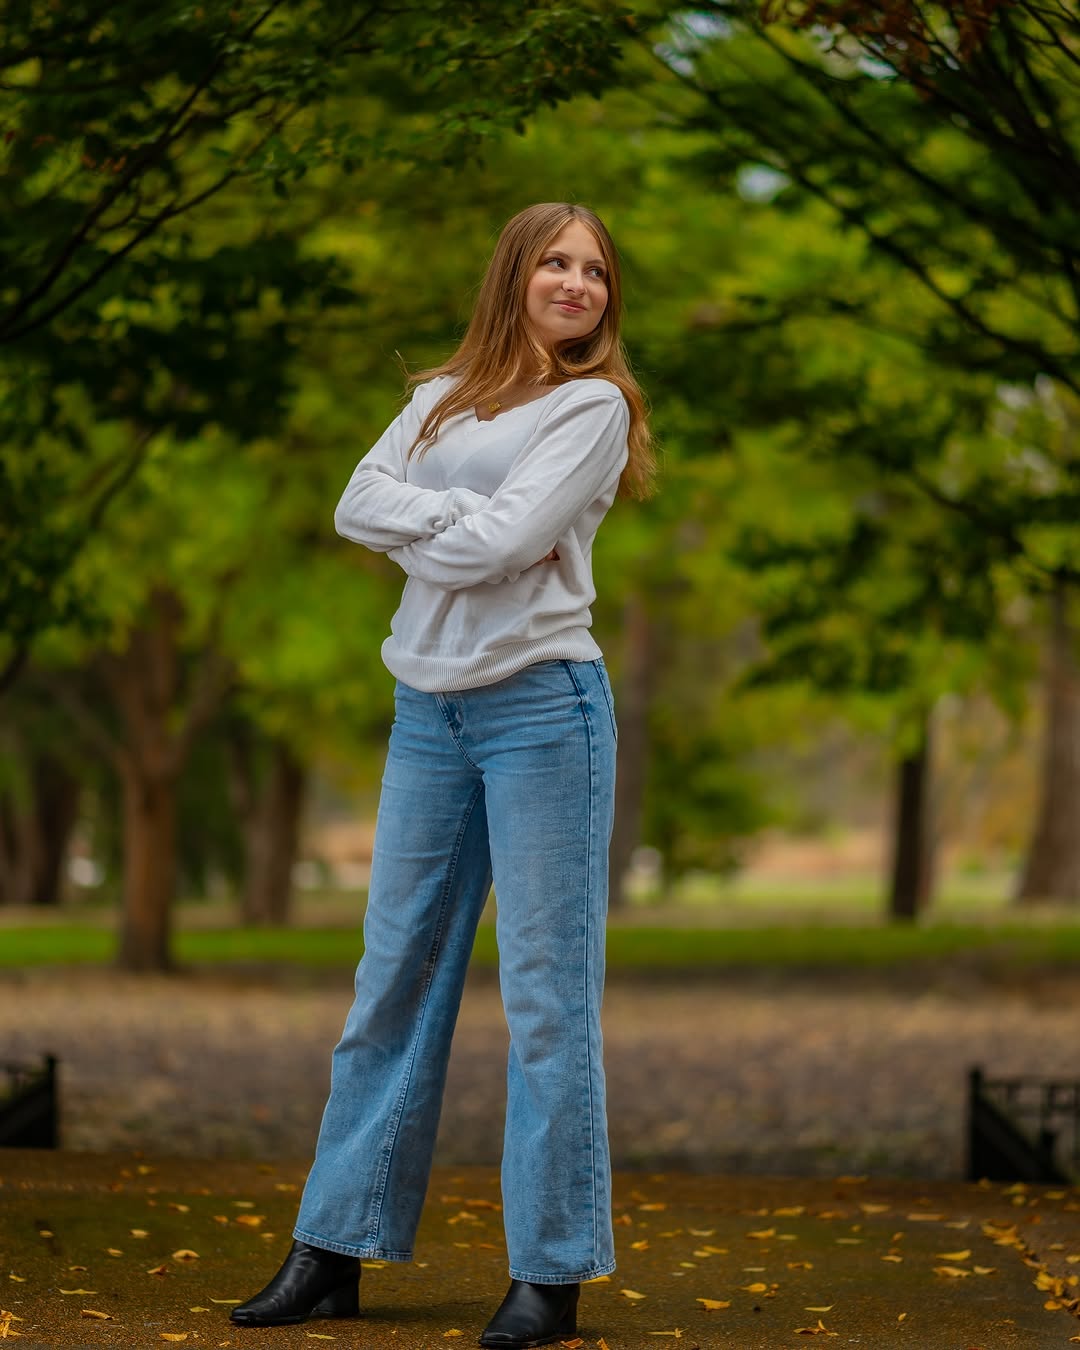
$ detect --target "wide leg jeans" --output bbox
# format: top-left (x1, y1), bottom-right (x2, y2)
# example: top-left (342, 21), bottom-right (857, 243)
top-left (293, 658), bottom-right (618, 1284)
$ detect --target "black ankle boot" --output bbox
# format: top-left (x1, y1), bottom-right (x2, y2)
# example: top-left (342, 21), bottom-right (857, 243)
top-left (478, 1279), bottom-right (580, 1348)
top-left (229, 1239), bottom-right (361, 1327)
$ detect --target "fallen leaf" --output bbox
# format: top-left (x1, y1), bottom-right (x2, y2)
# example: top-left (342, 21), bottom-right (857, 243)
top-left (973, 1266), bottom-right (996, 1276)
top-left (190, 1307), bottom-right (210, 1313)
top-left (559, 1340), bottom-right (583, 1349)
top-left (59, 1289), bottom-right (97, 1296)
top-left (232, 1201), bottom-right (256, 1208)
top-left (747, 1228), bottom-right (776, 1240)
top-left (442, 1332), bottom-right (464, 1339)
top-left (794, 1318), bottom-right (838, 1336)
top-left (835, 1238), bottom-right (862, 1245)
top-left (209, 1299), bottom-right (242, 1305)
top-left (858, 1203), bottom-right (889, 1214)
top-left (881, 1255), bottom-right (903, 1263)
top-left (933, 1266), bottom-right (972, 1278)
top-left (106, 1249), bottom-right (123, 1257)
top-left (621, 1288), bottom-right (647, 1300)
top-left (146, 1264), bottom-right (169, 1277)
top-left (80, 1310), bottom-right (113, 1320)
top-left (235, 1215), bottom-right (265, 1228)
top-left (696, 1298), bottom-right (731, 1311)
top-left (597, 1340), bottom-right (611, 1350)
top-left (897, 1313), bottom-right (907, 1322)
top-left (160, 1336), bottom-right (188, 1343)
top-left (172, 1250), bottom-right (199, 1262)
top-left (937, 1250), bottom-right (972, 1261)
top-left (805, 1306), bottom-right (834, 1312)
top-left (773, 1207), bottom-right (804, 1217)
top-left (67, 1266), bottom-right (88, 1273)
top-left (639, 1203), bottom-right (667, 1212)
top-left (38, 1230), bottom-right (53, 1238)
top-left (905, 1213), bottom-right (944, 1222)
top-left (584, 1274), bottom-right (611, 1283)
top-left (689, 1228), bottom-right (716, 1236)
top-left (647, 1332), bottom-right (683, 1338)
top-left (631, 1240), bottom-right (650, 1251)
top-left (130, 1229), bottom-right (149, 1239)
top-left (167, 1203), bottom-right (190, 1213)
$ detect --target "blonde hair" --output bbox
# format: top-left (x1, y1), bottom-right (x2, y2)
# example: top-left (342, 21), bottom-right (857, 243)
top-left (407, 202), bottom-right (655, 500)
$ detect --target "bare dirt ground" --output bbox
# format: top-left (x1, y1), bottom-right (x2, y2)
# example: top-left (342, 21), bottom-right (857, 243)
top-left (2, 962), bottom-right (1077, 1179)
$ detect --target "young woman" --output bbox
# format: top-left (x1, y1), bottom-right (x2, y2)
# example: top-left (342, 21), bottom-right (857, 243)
top-left (231, 202), bottom-right (654, 1348)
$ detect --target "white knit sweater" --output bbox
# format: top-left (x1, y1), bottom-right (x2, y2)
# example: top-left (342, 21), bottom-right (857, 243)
top-left (334, 374), bottom-right (629, 692)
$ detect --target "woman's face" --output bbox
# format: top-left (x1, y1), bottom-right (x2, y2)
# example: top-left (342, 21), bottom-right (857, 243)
top-left (524, 219), bottom-right (609, 352)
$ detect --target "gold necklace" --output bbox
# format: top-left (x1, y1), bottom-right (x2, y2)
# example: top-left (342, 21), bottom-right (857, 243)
top-left (487, 400), bottom-right (502, 413)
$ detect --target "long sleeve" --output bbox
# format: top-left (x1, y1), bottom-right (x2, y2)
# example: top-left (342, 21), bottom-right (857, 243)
top-left (334, 379), bottom-right (488, 552)
top-left (386, 386), bottom-right (629, 590)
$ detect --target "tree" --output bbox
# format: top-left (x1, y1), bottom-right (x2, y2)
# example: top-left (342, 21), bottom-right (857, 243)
top-left (628, 0), bottom-right (1080, 902)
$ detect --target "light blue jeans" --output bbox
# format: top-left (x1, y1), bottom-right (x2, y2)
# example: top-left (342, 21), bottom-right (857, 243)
top-left (293, 659), bottom-right (617, 1284)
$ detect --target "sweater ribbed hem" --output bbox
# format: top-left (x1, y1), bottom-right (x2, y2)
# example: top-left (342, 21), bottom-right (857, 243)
top-left (382, 628), bottom-right (601, 693)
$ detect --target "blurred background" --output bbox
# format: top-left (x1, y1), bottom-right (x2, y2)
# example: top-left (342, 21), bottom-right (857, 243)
top-left (2, 0), bottom-right (1079, 1183)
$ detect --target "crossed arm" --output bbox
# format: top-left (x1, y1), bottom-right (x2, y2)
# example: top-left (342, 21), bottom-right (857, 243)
top-left (335, 384), bottom-right (629, 590)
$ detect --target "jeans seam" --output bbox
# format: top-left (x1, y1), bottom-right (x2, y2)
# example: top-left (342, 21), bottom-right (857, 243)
top-left (559, 659), bottom-right (599, 1263)
top-left (435, 693), bottom-right (482, 769)
top-left (366, 779), bottom-right (485, 1251)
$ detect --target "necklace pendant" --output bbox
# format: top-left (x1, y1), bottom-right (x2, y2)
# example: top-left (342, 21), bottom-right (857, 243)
top-left (487, 400), bottom-right (502, 413)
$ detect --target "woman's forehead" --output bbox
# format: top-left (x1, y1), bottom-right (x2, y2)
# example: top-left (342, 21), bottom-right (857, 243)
top-left (543, 219), bottom-right (604, 259)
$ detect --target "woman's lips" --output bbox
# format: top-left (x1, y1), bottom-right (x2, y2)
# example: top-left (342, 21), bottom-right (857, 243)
top-left (555, 302), bottom-right (585, 312)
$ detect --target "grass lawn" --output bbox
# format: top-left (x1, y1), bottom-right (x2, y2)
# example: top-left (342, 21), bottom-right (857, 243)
top-left (3, 917), bottom-right (1080, 969)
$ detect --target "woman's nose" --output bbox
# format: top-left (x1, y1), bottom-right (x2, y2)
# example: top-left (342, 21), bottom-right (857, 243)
top-left (562, 272), bottom-right (586, 293)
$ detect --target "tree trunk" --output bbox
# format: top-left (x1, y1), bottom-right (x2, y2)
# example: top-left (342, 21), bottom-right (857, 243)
top-left (609, 592), bottom-right (654, 909)
top-left (888, 710), bottom-right (935, 921)
top-left (1016, 577), bottom-right (1080, 904)
top-left (118, 765), bottom-right (178, 971)
top-left (241, 738), bottom-right (306, 926)
top-left (0, 749), bottom-right (80, 907)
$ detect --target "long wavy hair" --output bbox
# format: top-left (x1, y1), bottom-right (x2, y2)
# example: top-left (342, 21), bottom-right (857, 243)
top-left (407, 202), bottom-right (655, 500)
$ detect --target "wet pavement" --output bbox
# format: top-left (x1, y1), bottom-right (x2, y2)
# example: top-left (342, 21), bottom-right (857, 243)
top-left (2, 1151), bottom-right (1079, 1347)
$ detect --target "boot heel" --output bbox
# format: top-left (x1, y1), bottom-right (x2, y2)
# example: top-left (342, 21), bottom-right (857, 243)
top-left (311, 1280), bottom-right (361, 1319)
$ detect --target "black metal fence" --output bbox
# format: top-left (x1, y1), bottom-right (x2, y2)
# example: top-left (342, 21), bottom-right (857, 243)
top-left (0, 1054), bottom-right (58, 1148)
top-left (967, 1065), bottom-right (1079, 1184)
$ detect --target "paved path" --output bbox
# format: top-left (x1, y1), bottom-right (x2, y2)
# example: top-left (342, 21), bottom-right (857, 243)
top-left (1, 964), bottom-right (1078, 1178)
top-left (2, 1150), bottom-right (1079, 1348)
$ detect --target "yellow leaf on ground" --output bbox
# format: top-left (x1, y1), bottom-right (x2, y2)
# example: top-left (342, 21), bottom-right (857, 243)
top-left (232, 1201), bottom-right (256, 1208)
top-left (973, 1266), bottom-right (996, 1276)
top-left (190, 1307), bottom-right (210, 1313)
top-left (647, 1331), bottom-right (683, 1338)
top-left (159, 1335), bottom-right (188, 1342)
top-left (741, 1283), bottom-right (768, 1293)
top-left (933, 1266), bottom-right (971, 1278)
top-left (146, 1264), bottom-right (169, 1276)
top-left (130, 1229), bottom-right (149, 1239)
top-left (583, 1274), bottom-right (610, 1283)
top-left (696, 1298), bottom-right (730, 1311)
top-left (67, 1266), bottom-right (88, 1273)
top-left (7, 1277), bottom-right (25, 1283)
top-left (805, 1306), bottom-right (833, 1312)
top-left (621, 1288), bottom-right (647, 1300)
top-left (442, 1331), bottom-right (464, 1338)
top-left (630, 1240), bottom-right (649, 1251)
top-left (639, 1203), bottom-right (667, 1212)
top-left (58, 1289), bottom-right (97, 1295)
top-left (936, 1250), bottom-right (971, 1261)
top-left (80, 1310), bottom-right (113, 1320)
top-left (747, 1228), bottom-right (776, 1239)
top-left (794, 1319), bottom-right (838, 1336)
top-left (597, 1339), bottom-right (611, 1350)
top-left (898, 1313), bottom-right (907, 1322)
top-left (835, 1238), bottom-right (862, 1245)
top-left (858, 1204), bottom-right (889, 1214)
top-left (773, 1207), bottom-right (804, 1217)
top-left (881, 1255), bottom-right (903, 1263)
top-left (235, 1215), bottom-right (265, 1227)
top-left (172, 1250), bottom-right (199, 1262)
top-left (106, 1250), bottom-right (123, 1257)
top-left (209, 1299), bottom-right (242, 1305)
top-left (688, 1228), bottom-right (716, 1236)
top-left (905, 1213), bottom-right (944, 1222)
top-left (558, 1340), bottom-right (583, 1348)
